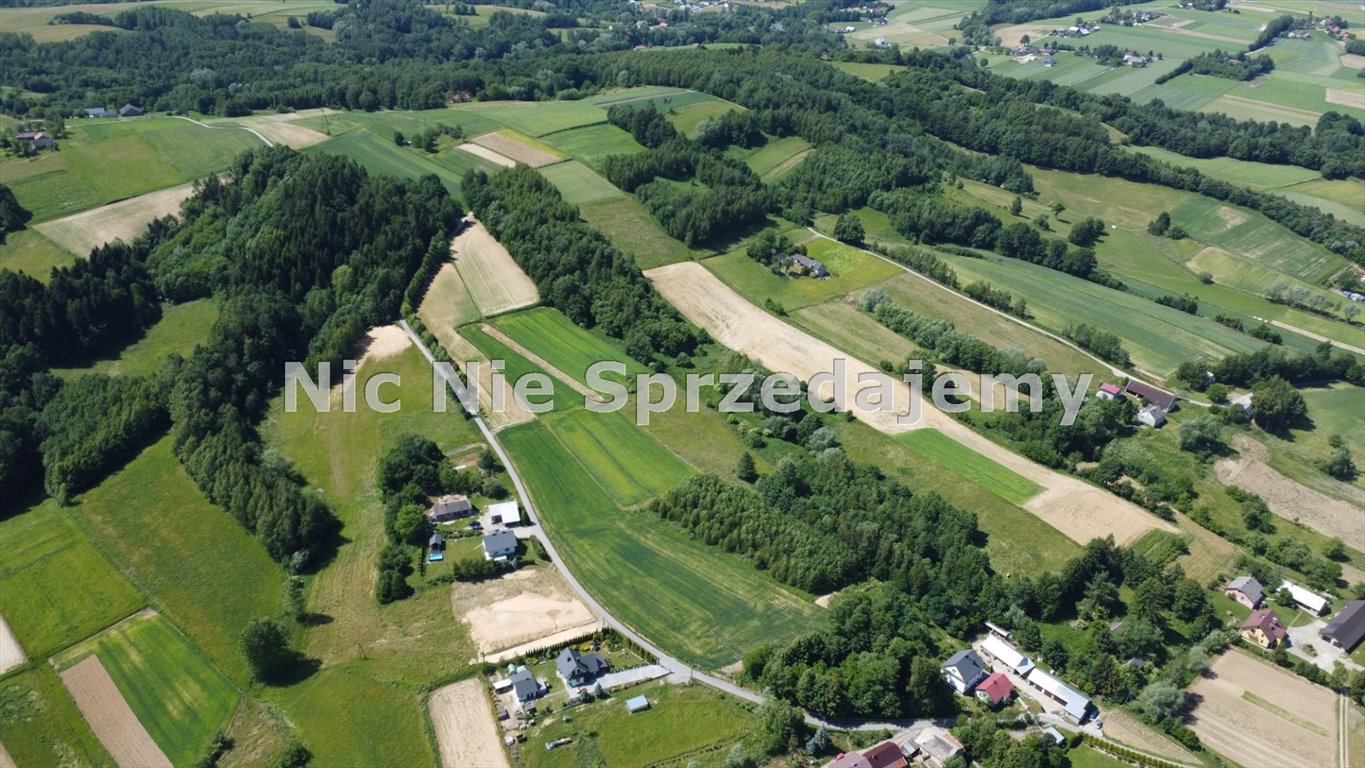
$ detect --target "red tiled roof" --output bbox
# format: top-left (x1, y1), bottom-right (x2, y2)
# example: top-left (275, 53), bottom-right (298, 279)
top-left (863, 742), bottom-right (907, 768)
top-left (976, 672), bottom-right (1014, 704)
top-left (1099, 383), bottom-right (1123, 395)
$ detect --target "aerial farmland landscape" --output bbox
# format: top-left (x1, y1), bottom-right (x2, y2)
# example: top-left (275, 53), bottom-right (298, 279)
top-left (0, 0), bottom-right (1363, 766)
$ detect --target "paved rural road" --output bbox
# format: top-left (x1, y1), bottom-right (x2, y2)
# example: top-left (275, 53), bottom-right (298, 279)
top-left (804, 228), bottom-right (1213, 407)
top-left (398, 319), bottom-right (911, 731)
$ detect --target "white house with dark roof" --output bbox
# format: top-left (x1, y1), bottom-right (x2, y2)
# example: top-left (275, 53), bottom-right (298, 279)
top-left (482, 529), bottom-right (518, 561)
top-left (940, 649), bottom-right (987, 695)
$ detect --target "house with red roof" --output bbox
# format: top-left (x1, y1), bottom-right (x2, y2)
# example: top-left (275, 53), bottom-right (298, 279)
top-left (975, 672), bottom-right (1014, 707)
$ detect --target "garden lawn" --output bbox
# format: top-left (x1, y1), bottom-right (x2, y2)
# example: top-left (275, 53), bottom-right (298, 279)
top-left (57, 612), bottom-right (237, 768)
top-left (500, 421), bottom-right (824, 669)
top-left (0, 501), bottom-right (144, 659)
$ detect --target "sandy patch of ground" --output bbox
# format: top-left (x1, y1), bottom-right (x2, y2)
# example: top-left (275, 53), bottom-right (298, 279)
top-left (457, 143), bottom-right (517, 169)
top-left (814, 592), bottom-right (839, 608)
top-left (1216, 434), bottom-right (1365, 549)
top-left (429, 679), bottom-right (510, 768)
top-left (456, 565), bottom-right (598, 657)
top-left (1189, 649), bottom-right (1336, 768)
top-left (0, 615), bottom-right (24, 674)
top-left (1214, 205), bottom-right (1248, 230)
top-left (1342, 54), bottom-right (1365, 70)
top-left (480, 324), bottom-right (601, 402)
top-left (647, 262), bottom-right (1172, 546)
top-left (472, 132), bottom-right (561, 168)
top-left (452, 220), bottom-right (539, 317)
top-left (60, 655), bottom-right (172, 768)
top-left (355, 325), bottom-right (413, 367)
top-left (1101, 708), bottom-right (1200, 765)
top-left (36, 181), bottom-right (197, 257)
top-left (0, 741), bottom-right (14, 768)
top-left (1327, 87), bottom-right (1365, 110)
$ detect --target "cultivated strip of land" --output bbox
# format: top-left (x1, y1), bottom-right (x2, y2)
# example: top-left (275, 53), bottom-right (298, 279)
top-left (451, 220), bottom-right (539, 316)
top-left (59, 656), bottom-right (172, 768)
top-left (647, 261), bottom-right (1173, 546)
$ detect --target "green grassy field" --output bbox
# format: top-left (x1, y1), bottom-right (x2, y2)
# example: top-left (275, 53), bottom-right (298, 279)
top-left (1259, 382), bottom-right (1365, 495)
top-left (460, 323), bottom-right (573, 411)
top-left (540, 123), bottom-right (644, 169)
top-left (741, 136), bottom-right (812, 181)
top-left (522, 681), bottom-right (757, 768)
top-left (58, 612), bottom-right (238, 767)
top-left (668, 99), bottom-right (744, 138)
top-left (501, 420), bottom-right (824, 668)
top-left (578, 196), bottom-right (698, 269)
top-left (293, 107), bottom-right (505, 141)
top-left (55, 299), bottom-right (218, 379)
top-left (491, 307), bottom-right (647, 388)
top-left (1, 117), bottom-right (263, 221)
top-left (0, 667), bottom-right (113, 768)
top-left (831, 61), bottom-right (907, 82)
top-left (704, 236), bottom-right (902, 312)
top-left (897, 430), bottom-right (1042, 505)
top-left (0, 501), bottom-right (145, 659)
top-left (538, 160), bottom-right (625, 205)
top-left (939, 249), bottom-right (1266, 379)
top-left (306, 130), bottom-right (466, 196)
top-left (543, 408), bottom-right (694, 506)
top-left (450, 100), bottom-right (607, 137)
top-left (73, 436), bottom-right (286, 684)
top-left (0, 228), bottom-right (76, 280)
top-left (0, 0), bottom-right (338, 40)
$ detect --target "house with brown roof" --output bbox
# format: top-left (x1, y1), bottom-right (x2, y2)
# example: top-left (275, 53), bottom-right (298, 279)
top-left (1240, 608), bottom-right (1288, 649)
top-left (1096, 382), bottom-right (1124, 400)
top-left (1323, 600), bottom-right (1365, 652)
top-left (863, 741), bottom-right (908, 768)
top-left (1125, 380), bottom-right (1177, 411)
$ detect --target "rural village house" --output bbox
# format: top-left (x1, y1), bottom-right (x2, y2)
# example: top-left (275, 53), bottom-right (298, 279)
top-left (1322, 600), bottom-right (1365, 652)
top-left (119, 103), bottom-right (144, 117)
top-left (482, 529), bottom-right (518, 561)
top-left (940, 648), bottom-right (987, 695)
top-left (1096, 382), bottom-right (1124, 401)
top-left (1224, 575), bottom-right (1265, 609)
top-left (777, 252), bottom-right (829, 277)
top-left (912, 726), bottom-right (963, 767)
top-left (555, 647), bottom-right (608, 688)
top-left (429, 493), bottom-right (472, 522)
top-left (1240, 608), bottom-right (1288, 649)
top-left (1137, 405), bottom-right (1167, 428)
top-left (974, 672), bottom-right (1014, 707)
top-left (862, 741), bottom-right (908, 768)
top-left (15, 131), bottom-right (54, 150)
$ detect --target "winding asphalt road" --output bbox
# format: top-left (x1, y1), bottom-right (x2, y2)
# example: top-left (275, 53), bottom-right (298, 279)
top-left (397, 319), bottom-right (917, 731)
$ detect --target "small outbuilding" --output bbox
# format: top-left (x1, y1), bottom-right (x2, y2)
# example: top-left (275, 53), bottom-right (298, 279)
top-left (118, 103), bottom-right (144, 117)
top-left (488, 500), bottom-right (521, 527)
top-left (625, 694), bottom-right (650, 713)
top-left (1280, 580), bottom-right (1329, 615)
top-left (980, 633), bottom-right (1035, 676)
top-left (1096, 382), bottom-right (1124, 400)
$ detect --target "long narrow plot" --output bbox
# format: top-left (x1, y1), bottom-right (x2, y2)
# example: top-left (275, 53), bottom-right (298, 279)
top-left (59, 656), bottom-right (172, 768)
top-left (0, 615), bottom-right (24, 675)
top-left (647, 261), bottom-right (1173, 546)
top-left (450, 220), bottom-right (539, 317)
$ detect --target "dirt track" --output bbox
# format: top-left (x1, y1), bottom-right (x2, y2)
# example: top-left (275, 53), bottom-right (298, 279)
top-left (60, 656), bottom-right (172, 768)
top-left (36, 182), bottom-right (197, 257)
top-left (452, 220), bottom-right (539, 317)
top-left (429, 679), bottom-right (510, 768)
top-left (0, 614), bottom-right (24, 674)
top-left (647, 262), bottom-right (1173, 546)
top-left (1190, 649), bottom-right (1336, 768)
top-left (1217, 434), bottom-right (1365, 549)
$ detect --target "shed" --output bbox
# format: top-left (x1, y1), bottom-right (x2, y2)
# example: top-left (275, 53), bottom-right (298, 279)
top-left (1125, 380), bottom-right (1176, 410)
top-left (1280, 580), bottom-right (1329, 615)
top-left (625, 695), bottom-right (650, 713)
top-left (488, 500), bottom-right (521, 526)
top-left (1027, 669), bottom-right (1092, 721)
top-left (980, 634), bottom-right (1034, 675)
top-left (1323, 600), bottom-right (1365, 652)
top-left (1044, 727), bottom-right (1065, 745)
top-left (1096, 382), bottom-right (1124, 400)
top-left (428, 532), bottom-right (445, 550)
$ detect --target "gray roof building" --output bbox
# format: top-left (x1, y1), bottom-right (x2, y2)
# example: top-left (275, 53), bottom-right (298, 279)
top-left (1323, 600), bottom-right (1365, 652)
top-left (556, 647), bottom-right (608, 687)
top-left (1224, 575), bottom-right (1264, 608)
top-left (483, 529), bottom-right (518, 560)
top-left (940, 648), bottom-right (987, 694)
top-left (509, 667), bottom-right (542, 702)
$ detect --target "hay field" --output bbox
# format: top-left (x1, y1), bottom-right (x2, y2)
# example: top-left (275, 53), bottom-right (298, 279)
top-left (428, 680), bottom-right (509, 768)
top-left (418, 262), bottom-right (481, 331)
top-left (451, 220), bottom-right (539, 317)
top-left (1189, 649), bottom-right (1337, 768)
top-left (471, 130), bottom-right (563, 167)
top-left (647, 261), bottom-right (1173, 546)
top-left (539, 160), bottom-right (625, 205)
top-left (456, 142), bottom-right (517, 168)
top-left (36, 180), bottom-right (197, 256)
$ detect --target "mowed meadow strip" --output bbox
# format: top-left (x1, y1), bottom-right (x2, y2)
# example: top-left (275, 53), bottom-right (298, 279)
top-left (57, 611), bottom-right (237, 768)
top-left (897, 430), bottom-right (1042, 506)
top-left (500, 421), bottom-right (823, 668)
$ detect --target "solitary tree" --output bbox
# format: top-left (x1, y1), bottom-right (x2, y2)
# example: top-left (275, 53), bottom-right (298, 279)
top-left (736, 452), bottom-right (758, 482)
top-left (1051, 201), bottom-right (1065, 217)
top-left (1009, 196), bottom-right (1023, 216)
top-left (239, 618), bottom-right (296, 683)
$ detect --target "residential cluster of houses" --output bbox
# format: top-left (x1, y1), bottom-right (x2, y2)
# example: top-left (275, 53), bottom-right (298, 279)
top-left (1101, 9), bottom-right (1163, 26)
top-left (827, 726), bottom-right (966, 768)
top-left (494, 646), bottom-right (611, 713)
top-left (83, 104), bottom-right (143, 118)
top-left (941, 630), bottom-right (1094, 724)
top-left (425, 493), bottom-right (524, 562)
top-left (1224, 575), bottom-right (1365, 652)
top-left (1095, 379), bottom-right (1177, 428)
top-left (1052, 21), bottom-right (1098, 38)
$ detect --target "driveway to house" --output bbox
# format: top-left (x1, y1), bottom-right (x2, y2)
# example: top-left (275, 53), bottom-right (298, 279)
top-left (1287, 618), bottom-right (1361, 673)
top-left (595, 664), bottom-right (669, 691)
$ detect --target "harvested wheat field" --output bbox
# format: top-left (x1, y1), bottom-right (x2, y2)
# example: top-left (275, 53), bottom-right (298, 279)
top-left (456, 567), bottom-right (597, 657)
top-left (0, 615), bottom-right (24, 674)
top-left (60, 656), bottom-right (172, 768)
top-left (457, 143), bottom-right (517, 168)
top-left (429, 679), bottom-right (509, 768)
top-left (647, 262), bottom-right (1172, 546)
top-left (418, 262), bottom-right (481, 332)
top-left (1217, 434), bottom-right (1365, 549)
top-left (36, 181), bottom-right (197, 257)
top-left (452, 220), bottom-right (539, 317)
top-left (1190, 649), bottom-right (1337, 768)
top-left (471, 131), bottom-right (561, 167)
top-left (1327, 87), bottom-right (1365, 111)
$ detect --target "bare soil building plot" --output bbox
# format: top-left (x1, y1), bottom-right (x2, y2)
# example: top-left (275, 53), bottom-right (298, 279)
top-left (428, 679), bottom-right (510, 768)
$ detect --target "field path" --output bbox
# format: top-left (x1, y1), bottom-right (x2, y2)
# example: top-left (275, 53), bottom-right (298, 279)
top-left (60, 656), bottom-right (172, 768)
top-left (647, 261), bottom-right (1174, 546)
top-left (479, 324), bottom-right (602, 402)
top-left (168, 115), bottom-right (273, 148)
top-left (428, 679), bottom-right (510, 768)
top-left (1268, 319), bottom-right (1365, 356)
